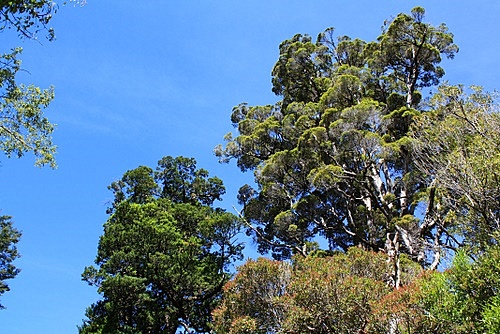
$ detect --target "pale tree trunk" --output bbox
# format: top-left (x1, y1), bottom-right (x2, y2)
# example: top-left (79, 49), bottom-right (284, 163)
top-left (385, 232), bottom-right (401, 289)
top-left (385, 232), bottom-right (401, 334)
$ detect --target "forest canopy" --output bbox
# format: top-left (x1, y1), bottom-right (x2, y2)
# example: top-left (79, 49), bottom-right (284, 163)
top-left (1, 3), bottom-right (498, 334)
top-left (213, 7), bottom-right (500, 333)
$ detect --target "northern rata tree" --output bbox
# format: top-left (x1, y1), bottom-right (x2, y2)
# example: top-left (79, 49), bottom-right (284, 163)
top-left (80, 156), bottom-right (243, 334)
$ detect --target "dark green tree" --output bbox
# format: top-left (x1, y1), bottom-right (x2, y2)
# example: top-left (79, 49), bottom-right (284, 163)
top-left (372, 7), bottom-right (458, 108)
top-left (80, 156), bottom-right (243, 334)
top-left (0, 216), bottom-right (21, 309)
top-left (216, 7), bottom-right (457, 283)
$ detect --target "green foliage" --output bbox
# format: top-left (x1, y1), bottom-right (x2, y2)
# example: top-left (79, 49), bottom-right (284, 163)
top-left (375, 6), bottom-right (458, 107)
top-left (156, 156), bottom-right (225, 206)
top-left (217, 7), bottom-right (456, 264)
top-left (0, 47), bottom-right (56, 167)
top-left (0, 216), bottom-right (21, 309)
top-left (0, 0), bottom-right (86, 167)
top-left (0, 0), bottom-right (65, 311)
top-left (430, 247), bottom-right (500, 333)
top-left (213, 246), bottom-right (500, 334)
top-left (80, 157), bottom-right (242, 334)
top-left (370, 246), bottom-right (500, 333)
top-left (0, 0), bottom-right (56, 40)
top-left (412, 84), bottom-right (500, 251)
top-left (0, 0), bottom-right (85, 40)
top-left (482, 295), bottom-right (500, 334)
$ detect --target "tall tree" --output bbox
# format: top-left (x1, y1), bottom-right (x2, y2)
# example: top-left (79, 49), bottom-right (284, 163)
top-left (216, 7), bottom-right (457, 278)
top-left (80, 156), bottom-right (243, 334)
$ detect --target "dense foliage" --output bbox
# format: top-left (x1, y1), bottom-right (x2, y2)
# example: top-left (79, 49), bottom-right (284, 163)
top-left (213, 248), bottom-right (422, 334)
top-left (412, 84), bottom-right (500, 253)
top-left (216, 8), bottom-right (458, 278)
top-left (73, 6), bottom-right (500, 333)
top-left (214, 245), bottom-right (500, 334)
top-left (80, 157), bottom-right (243, 334)
top-left (213, 6), bottom-right (500, 334)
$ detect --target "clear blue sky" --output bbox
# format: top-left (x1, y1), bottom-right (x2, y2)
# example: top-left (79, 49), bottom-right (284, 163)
top-left (0, 1), bottom-right (498, 332)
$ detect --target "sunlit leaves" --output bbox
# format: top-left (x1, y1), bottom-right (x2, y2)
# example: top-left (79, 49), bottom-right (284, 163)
top-left (375, 6), bottom-right (458, 106)
top-left (0, 48), bottom-right (55, 167)
top-left (412, 85), bottom-right (500, 251)
top-left (217, 7), bottom-right (459, 267)
top-left (212, 257), bottom-right (291, 334)
top-left (0, 0), bottom-right (57, 40)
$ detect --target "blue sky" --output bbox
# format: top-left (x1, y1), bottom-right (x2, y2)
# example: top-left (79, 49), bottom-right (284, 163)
top-left (0, 1), bottom-right (498, 333)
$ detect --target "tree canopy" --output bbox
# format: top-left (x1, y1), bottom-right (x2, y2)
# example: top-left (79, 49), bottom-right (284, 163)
top-left (412, 84), bottom-right (500, 253)
top-left (0, 0), bottom-right (68, 167)
top-left (214, 6), bottom-right (500, 333)
top-left (216, 8), bottom-right (460, 286)
top-left (80, 156), bottom-right (243, 334)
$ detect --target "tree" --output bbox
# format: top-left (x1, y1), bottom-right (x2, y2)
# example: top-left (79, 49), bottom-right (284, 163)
top-left (374, 245), bottom-right (500, 334)
top-left (213, 248), bottom-right (422, 334)
top-left (0, 47), bottom-right (56, 167)
top-left (374, 6), bottom-right (458, 107)
top-left (216, 247), bottom-right (500, 334)
top-left (80, 156), bottom-right (243, 334)
top-left (0, 0), bottom-right (71, 309)
top-left (412, 84), bottom-right (500, 253)
top-left (0, 0), bottom-right (86, 167)
top-left (0, 216), bottom-right (21, 309)
top-left (216, 7), bottom-right (457, 278)
top-left (0, 0), bottom-right (81, 168)
top-left (0, 0), bottom-right (56, 40)
top-left (0, 0), bottom-right (59, 167)
top-left (0, 0), bottom-right (85, 40)
top-left (212, 257), bottom-right (291, 334)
